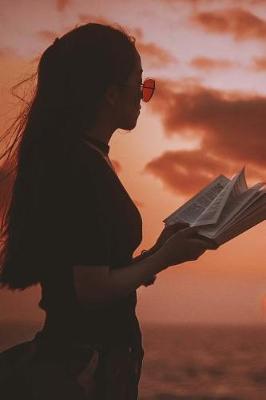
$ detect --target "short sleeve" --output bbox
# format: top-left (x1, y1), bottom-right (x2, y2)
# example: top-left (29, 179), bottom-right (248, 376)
top-left (67, 157), bottom-right (111, 267)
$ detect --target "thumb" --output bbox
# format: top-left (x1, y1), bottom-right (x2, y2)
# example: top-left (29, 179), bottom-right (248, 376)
top-left (167, 222), bottom-right (190, 232)
top-left (178, 225), bottom-right (200, 237)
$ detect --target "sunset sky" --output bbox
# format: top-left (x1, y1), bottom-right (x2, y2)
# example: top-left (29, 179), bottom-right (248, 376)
top-left (0, 0), bottom-right (265, 328)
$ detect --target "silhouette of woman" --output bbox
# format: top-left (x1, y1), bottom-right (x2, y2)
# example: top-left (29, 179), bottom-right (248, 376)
top-left (0, 22), bottom-right (212, 399)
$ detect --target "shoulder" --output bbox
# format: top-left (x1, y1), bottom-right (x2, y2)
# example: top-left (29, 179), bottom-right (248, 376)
top-left (67, 141), bottom-right (116, 204)
top-left (69, 141), bottom-right (110, 180)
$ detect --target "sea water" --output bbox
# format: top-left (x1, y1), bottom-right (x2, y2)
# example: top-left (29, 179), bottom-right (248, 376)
top-left (1, 321), bottom-right (266, 399)
top-left (140, 323), bottom-right (266, 400)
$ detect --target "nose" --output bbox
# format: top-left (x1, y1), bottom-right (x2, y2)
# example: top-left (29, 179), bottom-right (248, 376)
top-left (136, 91), bottom-right (142, 108)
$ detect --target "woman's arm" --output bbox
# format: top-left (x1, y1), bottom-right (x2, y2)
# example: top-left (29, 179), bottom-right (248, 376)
top-left (130, 249), bottom-right (157, 287)
top-left (73, 248), bottom-right (164, 306)
top-left (73, 226), bottom-right (212, 306)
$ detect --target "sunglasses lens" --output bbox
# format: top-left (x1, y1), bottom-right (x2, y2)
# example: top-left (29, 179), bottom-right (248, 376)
top-left (142, 79), bottom-right (155, 102)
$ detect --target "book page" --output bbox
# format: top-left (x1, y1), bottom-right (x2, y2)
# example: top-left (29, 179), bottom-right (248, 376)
top-left (164, 175), bottom-right (229, 226)
top-left (198, 183), bottom-right (265, 237)
top-left (231, 167), bottom-right (248, 195)
top-left (222, 189), bottom-right (266, 231)
top-left (215, 205), bottom-right (266, 245)
top-left (192, 168), bottom-right (247, 226)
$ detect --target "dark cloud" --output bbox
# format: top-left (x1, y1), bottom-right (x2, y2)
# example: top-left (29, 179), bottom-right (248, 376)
top-left (150, 80), bottom-right (266, 168)
top-left (145, 150), bottom-right (229, 195)
top-left (190, 57), bottom-right (236, 70)
top-left (192, 8), bottom-right (266, 41)
top-left (144, 79), bottom-right (266, 195)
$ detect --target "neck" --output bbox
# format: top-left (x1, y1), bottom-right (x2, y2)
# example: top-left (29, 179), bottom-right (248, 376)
top-left (83, 98), bottom-right (119, 144)
top-left (84, 122), bottom-right (116, 146)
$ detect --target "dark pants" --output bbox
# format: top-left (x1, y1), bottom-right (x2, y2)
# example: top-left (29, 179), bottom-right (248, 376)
top-left (0, 339), bottom-right (144, 399)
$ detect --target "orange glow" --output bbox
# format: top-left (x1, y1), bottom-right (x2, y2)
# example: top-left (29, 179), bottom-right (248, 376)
top-left (0, 0), bottom-right (265, 327)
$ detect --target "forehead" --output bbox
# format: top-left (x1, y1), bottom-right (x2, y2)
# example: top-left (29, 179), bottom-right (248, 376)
top-left (134, 51), bottom-right (143, 74)
top-left (126, 51), bottom-right (143, 82)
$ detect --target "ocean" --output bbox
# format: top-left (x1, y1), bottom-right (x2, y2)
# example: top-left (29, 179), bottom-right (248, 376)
top-left (1, 320), bottom-right (266, 399)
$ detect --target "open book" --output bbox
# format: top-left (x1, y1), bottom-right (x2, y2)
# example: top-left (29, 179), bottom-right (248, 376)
top-left (163, 168), bottom-right (266, 246)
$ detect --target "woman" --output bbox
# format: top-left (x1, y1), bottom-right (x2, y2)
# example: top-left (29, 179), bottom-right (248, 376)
top-left (0, 23), bottom-right (213, 399)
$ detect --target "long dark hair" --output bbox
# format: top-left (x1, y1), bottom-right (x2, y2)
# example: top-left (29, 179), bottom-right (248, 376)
top-left (0, 22), bottom-right (137, 290)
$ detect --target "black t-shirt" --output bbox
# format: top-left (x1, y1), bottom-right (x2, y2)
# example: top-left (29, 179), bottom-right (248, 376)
top-left (36, 138), bottom-right (143, 348)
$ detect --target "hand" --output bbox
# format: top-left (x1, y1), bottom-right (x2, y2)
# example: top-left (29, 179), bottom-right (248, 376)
top-left (142, 275), bottom-right (157, 287)
top-left (151, 222), bottom-right (190, 253)
top-left (141, 222), bottom-right (189, 287)
top-left (156, 226), bottom-right (215, 268)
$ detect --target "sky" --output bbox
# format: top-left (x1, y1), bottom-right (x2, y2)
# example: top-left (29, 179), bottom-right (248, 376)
top-left (0, 0), bottom-right (265, 327)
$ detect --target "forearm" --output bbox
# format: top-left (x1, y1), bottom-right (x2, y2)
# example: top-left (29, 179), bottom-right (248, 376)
top-left (129, 246), bottom-right (156, 265)
top-left (76, 228), bottom-right (211, 306)
top-left (76, 249), bottom-right (166, 306)
top-left (108, 248), bottom-right (164, 297)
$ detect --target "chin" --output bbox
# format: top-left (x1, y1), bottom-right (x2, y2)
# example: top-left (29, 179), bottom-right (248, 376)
top-left (120, 115), bottom-right (139, 130)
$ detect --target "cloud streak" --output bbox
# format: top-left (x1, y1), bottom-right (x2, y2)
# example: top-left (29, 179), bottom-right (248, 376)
top-left (250, 56), bottom-right (266, 71)
top-left (192, 8), bottom-right (266, 41)
top-left (190, 57), bottom-right (236, 70)
top-left (135, 40), bottom-right (178, 68)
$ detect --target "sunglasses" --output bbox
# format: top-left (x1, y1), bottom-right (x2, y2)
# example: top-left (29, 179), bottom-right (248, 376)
top-left (140, 78), bottom-right (155, 102)
top-left (118, 78), bottom-right (155, 102)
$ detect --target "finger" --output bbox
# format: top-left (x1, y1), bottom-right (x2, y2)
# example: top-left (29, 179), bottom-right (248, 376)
top-left (171, 222), bottom-right (190, 232)
top-left (161, 223), bottom-right (189, 240)
top-left (178, 226), bottom-right (200, 237)
top-left (189, 234), bottom-right (218, 250)
top-left (143, 276), bottom-right (157, 287)
top-left (188, 237), bottom-right (215, 250)
top-left (194, 234), bottom-right (219, 249)
top-left (166, 222), bottom-right (190, 231)
top-left (204, 239), bottom-right (219, 250)
top-left (170, 222), bottom-right (190, 229)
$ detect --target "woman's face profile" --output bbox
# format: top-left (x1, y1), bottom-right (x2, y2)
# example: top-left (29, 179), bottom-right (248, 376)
top-left (117, 51), bottom-right (143, 131)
